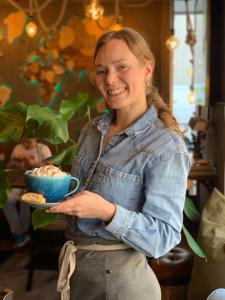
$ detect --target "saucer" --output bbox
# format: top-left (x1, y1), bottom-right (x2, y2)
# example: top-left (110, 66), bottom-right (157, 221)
top-left (20, 200), bottom-right (61, 209)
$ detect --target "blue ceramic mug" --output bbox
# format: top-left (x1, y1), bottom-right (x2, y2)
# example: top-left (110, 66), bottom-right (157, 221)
top-left (25, 170), bottom-right (80, 203)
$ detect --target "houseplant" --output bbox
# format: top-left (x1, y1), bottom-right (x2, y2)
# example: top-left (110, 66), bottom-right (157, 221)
top-left (0, 91), bottom-right (99, 223)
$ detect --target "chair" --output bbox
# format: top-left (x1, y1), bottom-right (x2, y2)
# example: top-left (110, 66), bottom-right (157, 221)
top-left (0, 289), bottom-right (13, 300)
top-left (26, 217), bottom-right (66, 291)
top-left (150, 246), bottom-right (193, 300)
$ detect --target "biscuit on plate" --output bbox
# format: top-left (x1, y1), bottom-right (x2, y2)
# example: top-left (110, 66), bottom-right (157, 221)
top-left (21, 192), bottom-right (46, 203)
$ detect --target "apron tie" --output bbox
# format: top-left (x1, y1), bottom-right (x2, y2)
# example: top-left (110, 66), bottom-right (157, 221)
top-left (57, 241), bottom-right (77, 300)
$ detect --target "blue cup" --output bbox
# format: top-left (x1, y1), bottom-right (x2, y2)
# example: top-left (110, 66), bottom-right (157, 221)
top-left (25, 170), bottom-right (80, 203)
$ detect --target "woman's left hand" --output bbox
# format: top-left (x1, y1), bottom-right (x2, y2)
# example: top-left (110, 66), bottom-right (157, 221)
top-left (47, 190), bottom-right (116, 222)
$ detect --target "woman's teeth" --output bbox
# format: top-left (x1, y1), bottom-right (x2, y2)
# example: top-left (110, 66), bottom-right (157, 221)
top-left (107, 87), bottom-right (127, 96)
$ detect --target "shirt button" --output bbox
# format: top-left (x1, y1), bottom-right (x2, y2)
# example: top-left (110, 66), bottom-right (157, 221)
top-left (106, 269), bottom-right (112, 274)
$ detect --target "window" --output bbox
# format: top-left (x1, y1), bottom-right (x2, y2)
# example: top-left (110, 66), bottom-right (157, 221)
top-left (172, 0), bottom-right (208, 138)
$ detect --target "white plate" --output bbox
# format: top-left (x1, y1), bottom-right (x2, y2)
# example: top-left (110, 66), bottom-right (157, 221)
top-left (21, 200), bottom-right (61, 209)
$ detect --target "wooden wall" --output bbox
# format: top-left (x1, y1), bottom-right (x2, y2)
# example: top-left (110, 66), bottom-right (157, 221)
top-left (0, 0), bottom-right (171, 105)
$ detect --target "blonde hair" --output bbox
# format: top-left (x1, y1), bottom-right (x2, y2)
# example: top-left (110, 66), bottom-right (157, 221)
top-left (94, 27), bottom-right (182, 137)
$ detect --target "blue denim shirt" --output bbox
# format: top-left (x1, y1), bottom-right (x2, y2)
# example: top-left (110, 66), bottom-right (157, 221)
top-left (70, 105), bottom-right (190, 258)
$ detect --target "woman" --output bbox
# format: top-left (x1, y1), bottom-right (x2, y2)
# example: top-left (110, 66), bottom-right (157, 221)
top-left (48, 28), bottom-right (190, 300)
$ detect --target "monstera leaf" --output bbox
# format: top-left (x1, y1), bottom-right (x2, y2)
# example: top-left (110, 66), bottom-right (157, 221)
top-left (32, 208), bottom-right (58, 229)
top-left (0, 162), bottom-right (10, 208)
top-left (59, 92), bottom-right (89, 121)
top-left (26, 104), bottom-right (69, 144)
top-left (48, 144), bottom-right (77, 166)
top-left (0, 102), bottom-right (27, 142)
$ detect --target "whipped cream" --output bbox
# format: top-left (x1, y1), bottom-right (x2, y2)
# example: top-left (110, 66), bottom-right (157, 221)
top-left (31, 165), bottom-right (67, 177)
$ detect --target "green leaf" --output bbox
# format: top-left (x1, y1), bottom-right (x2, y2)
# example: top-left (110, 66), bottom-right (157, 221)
top-left (31, 209), bottom-right (58, 229)
top-left (59, 92), bottom-right (89, 121)
top-left (0, 188), bottom-right (8, 208)
top-left (184, 196), bottom-right (201, 222)
top-left (0, 102), bottom-right (28, 142)
top-left (26, 104), bottom-right (69, 144)
top-left (0, 163), bottom-right (10, 208)
top-left (47, 144), bottom-right (77, 166)
top-left (182, 225), bottom-right (207, 259)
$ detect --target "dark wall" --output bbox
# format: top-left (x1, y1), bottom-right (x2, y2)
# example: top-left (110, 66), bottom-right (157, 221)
top-left (208, 0), bottom-right (225, 104)
top-left (206, 0), bottom-right (225, 192)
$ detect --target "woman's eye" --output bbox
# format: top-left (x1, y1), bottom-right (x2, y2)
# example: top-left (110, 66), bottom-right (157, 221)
top-left (118, 65), bottom-right (128, 71)
top-left (96, 69), bottom-right (107, 75)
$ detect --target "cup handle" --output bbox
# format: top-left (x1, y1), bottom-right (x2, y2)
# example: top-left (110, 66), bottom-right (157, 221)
top-left (64, 177), bottom-right (80, 198)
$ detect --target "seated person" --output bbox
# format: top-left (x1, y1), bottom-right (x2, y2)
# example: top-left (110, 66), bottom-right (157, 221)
top-left (3, 138), bottom-right (52, 247)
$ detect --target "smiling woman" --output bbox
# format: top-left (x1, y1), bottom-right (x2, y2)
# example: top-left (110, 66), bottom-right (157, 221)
top-left (46, 27), bottom-right (190, 300)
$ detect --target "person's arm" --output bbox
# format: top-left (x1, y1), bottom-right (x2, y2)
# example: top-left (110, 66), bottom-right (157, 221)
top-left (104, 151), bottom-right (190, 258)
top-left (37, 144), bottom-right (52, 166)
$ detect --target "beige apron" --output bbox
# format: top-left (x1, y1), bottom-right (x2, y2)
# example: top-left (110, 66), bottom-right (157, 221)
top-left (57, 229), bottom-right (161, 300)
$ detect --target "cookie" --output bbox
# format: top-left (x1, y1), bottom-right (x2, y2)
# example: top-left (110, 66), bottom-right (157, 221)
top-left (21, 192), bottom-right (46, 204)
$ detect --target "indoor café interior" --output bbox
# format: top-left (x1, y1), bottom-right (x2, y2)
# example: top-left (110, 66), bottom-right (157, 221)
top-left (0, 0), bottom-right (224, 300)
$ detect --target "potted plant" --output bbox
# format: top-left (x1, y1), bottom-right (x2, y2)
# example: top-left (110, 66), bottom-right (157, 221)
top-left (0, 91), bottom-right (99, 224)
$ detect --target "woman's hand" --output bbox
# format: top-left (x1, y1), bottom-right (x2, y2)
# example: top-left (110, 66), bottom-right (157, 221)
top-left (47, 191), bottom-right (116, 222)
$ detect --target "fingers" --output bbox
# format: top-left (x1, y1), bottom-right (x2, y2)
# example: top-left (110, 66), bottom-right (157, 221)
top-left (47, 198), bottom-right (79, 214)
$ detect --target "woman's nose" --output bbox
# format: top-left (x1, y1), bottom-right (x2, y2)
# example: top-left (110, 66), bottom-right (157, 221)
top-left (105, 70), bottom-right (118, 84)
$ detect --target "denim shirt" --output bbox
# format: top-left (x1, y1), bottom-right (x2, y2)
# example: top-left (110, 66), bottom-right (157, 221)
top-left (70, 105), bottom-right (190, 258)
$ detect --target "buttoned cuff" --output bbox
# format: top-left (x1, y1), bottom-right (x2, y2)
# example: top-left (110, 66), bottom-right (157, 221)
top-left (104, 204), bottom-right (132, 238)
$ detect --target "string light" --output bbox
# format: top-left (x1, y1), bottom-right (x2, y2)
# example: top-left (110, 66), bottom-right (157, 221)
top-left (25, 17), bottom-right (38, 38)
top-left (111, 0), bottom-right (122, 31)
top-left (165, 30), bottom-right (180, 50)
top-left (187, 88), bottom-right (196, 104)
top-left (185, 0), bottom-right (198, 105)
top-left (112, 17), bottom-right (123, 31)
top-left (7, 0), bottom-right (68, 33)
top-left (165, 0), bottom-right (179, 51)
top-left (85, 0), bottom-right (104, 20)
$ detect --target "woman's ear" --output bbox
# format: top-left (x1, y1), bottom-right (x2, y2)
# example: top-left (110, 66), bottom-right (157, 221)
top-left (145, 60), bottom-right (153, 82)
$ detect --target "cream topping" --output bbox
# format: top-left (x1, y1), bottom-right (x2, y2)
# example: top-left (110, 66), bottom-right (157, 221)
top-left (31, 165), bottom-right (67, 177)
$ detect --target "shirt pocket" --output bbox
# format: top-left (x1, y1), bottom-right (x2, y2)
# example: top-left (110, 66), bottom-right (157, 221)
top-left (71, 155), bottom-right (90, 188)
top-left (89, 160), bottom-right (142, 211)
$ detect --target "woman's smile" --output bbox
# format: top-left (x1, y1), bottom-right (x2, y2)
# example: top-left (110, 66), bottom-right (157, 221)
top-left (107, 86), bottom-right (128, 97)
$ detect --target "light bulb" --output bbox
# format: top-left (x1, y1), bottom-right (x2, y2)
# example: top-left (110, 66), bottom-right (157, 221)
top-left (187, 89), bottom-right (195, 104)
top-left (111, 17), bottom-right (123, 31)
top-left (25, 21), bottom-right (38, 38)
top-left (188, 67), bottom-right (193, 79)
top-left (85, 0), bottom-right (104, 20)
top-left (165, 34), bottom-right (180, 50)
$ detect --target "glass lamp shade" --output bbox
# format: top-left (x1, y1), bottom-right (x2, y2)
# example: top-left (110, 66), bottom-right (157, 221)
top-left (165, 34), bottom-right (180, 50)
top-left (187, 89), bottom-right (196, 104)
top-left (25, 21), bottom-right (38, 38)
top-left (85, 0), bottom-right (104, 20)
top-left (111, 18), bottom-right (123, 31)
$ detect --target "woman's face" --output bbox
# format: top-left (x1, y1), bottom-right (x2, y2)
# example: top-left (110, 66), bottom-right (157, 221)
top-left (94, 39), bottom-right (152, 111)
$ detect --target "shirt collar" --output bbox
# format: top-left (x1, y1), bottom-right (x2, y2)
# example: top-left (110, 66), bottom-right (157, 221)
top-left (93, 105), bottom-right (158, 136)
